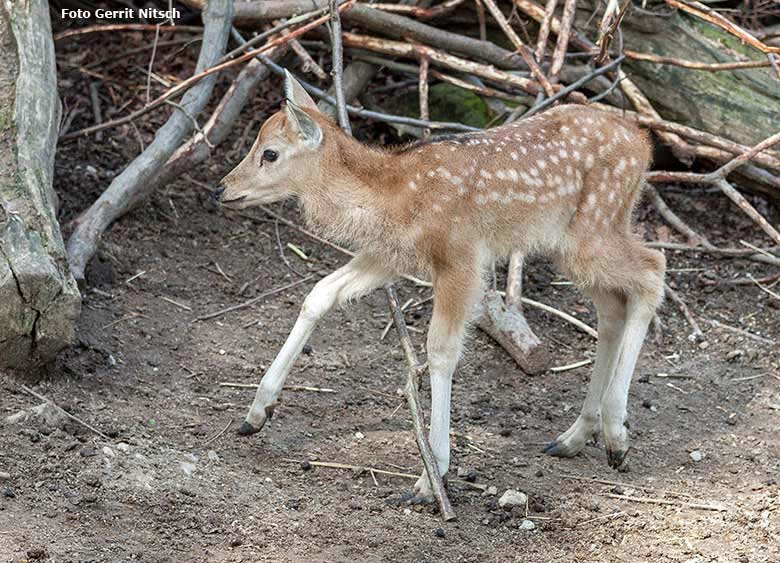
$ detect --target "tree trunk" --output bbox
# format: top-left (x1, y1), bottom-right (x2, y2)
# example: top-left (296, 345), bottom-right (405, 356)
top-left (577, 0), bottom-right (780, 147)
top-left (0, 0), bottom-right (80, 369)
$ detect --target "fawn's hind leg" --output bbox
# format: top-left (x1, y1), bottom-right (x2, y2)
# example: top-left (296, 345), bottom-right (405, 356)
top-left (545, 288), bottom-right (625, 458)
top-left (548, 234), bottom-right (665, 467)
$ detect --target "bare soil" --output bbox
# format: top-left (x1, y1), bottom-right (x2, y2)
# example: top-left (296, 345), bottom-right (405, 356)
top-left (1, 29), bottom-right (779, 563)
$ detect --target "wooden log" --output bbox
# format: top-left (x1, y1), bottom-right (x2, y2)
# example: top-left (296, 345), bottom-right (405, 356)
top-left (0, 0), bottom-right (81, 369)
top-left (576, 0), bottom-right (780, 147)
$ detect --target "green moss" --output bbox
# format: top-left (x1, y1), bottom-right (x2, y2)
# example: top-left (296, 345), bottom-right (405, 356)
top-left (428, 84), bottom-right (491, 128)
top-left (386, 83), bottom-right (492, 129)
top-left (687, 15), bottom-right (762, 61)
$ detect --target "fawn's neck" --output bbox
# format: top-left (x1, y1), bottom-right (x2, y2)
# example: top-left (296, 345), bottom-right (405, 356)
top-left (297, 129), bottom-right (419, 248)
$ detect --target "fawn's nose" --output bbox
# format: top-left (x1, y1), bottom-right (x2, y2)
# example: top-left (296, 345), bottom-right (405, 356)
top-left (212, 185), bottom-right (225, 202)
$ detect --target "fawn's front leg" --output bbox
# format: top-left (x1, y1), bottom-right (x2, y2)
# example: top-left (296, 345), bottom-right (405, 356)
top-left (239, 254), bottom-right (391, 434)
top-left (410, 262), bottom-right (483, 503)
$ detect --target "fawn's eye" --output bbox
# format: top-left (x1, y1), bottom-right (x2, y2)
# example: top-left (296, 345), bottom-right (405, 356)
top-left (262, 149), bottom-right (279, 163)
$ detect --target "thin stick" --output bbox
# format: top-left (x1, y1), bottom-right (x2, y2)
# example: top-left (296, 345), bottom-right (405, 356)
top-left (548, 0), bottom-right (577, 82)
top-left (195, 276), bottom-right (314, 322)
top-left (535, 0), bottom-right (559, 61)
top-left (418, 54), bottom-right (431, 138)
top-left (386, 285), bottom-right (456, 520)
top-left (20, 385), bottom-right (110, 440)
top-left (666, 0), bottom-right (780, 55)
top-left (707, 319), bottom-right (776, 345)
top-left (283, 458), bottom-right (486, 491)
top-left (160, 296), bottom-right (193, 311)
top-left (54, 24), bottom-right (202, 41)
top-left (602, 493), bottom-right (727, 512)
top-left (219, 382), bottom-right (337, 393)
top-left (519, 296), bottom-right (597, 338)
top-left (63, 4), bottom-right (354, 140)
top-left (480, 0), bottom-right (554, 96)
top-left (748, 274), bottom-right (780, 301)
top-left (325, 18), bottom-right (454, 518)
top-left (328, 0), bottom-right (352, 134)
top-left (625, 49), bottom-right (772, 72)
top-left (550, 358), bottom-right (593, 372)
top-left (663, 284), bottom-right (704, 338)
top-left (203, 419), bottom-right (232, 446)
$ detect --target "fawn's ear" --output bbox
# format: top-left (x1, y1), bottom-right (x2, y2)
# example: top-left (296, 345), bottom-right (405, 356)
top-left (286, 101), bottom-right (323, 150)
top-left (284, 69), bottom-right (318, 111)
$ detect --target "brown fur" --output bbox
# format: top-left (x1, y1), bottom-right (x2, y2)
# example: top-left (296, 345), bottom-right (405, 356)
top-left (220, 103), bottom-right (663, 313)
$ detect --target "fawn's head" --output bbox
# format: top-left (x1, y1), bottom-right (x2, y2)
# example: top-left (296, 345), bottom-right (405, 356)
top-left (213, 71), bottom-right (326, 209)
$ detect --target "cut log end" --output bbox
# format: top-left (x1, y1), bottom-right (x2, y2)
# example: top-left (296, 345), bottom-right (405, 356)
top-left (477, 290), bottom-right (550, 375)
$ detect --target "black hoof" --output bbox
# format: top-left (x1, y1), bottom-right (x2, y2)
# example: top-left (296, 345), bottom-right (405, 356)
top-left (237, 421), bottom-right (261, 436)
top-left (606, 447), bottom-right (629, 469)
top-left (543, 441), bottom-right (567, 457)
top-left (386, 489), bottom-right (435, 506)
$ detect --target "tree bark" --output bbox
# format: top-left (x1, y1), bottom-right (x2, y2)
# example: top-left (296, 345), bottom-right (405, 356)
top-left (577, 0), bottom-right (780, 147)
top-left (0, 0), bottom-right (81, 369)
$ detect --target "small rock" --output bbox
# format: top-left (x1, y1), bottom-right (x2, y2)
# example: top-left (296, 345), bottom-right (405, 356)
top-left (403, 508), bottom-right (412, 516)
top-left (301, 460), bottom-right (312, 471)
top-left (641, 399), bottom-right (652, 409)
top-left (83, 493), bottom-right (98, 504)
top-left (79, 446), bottom-right (97, 457)
top-left (4, 410), bottom-right (28, 425)
top-left (698, 341), bottom-right (710, 350)
top-left (519, 519), bottom-right (536, 531)
top-left (347, 499), bottom-right (363, 510)
top-left (498, 489), bottom-right (528, 509)
top-left (3, 486), bottom-right (15, 498)
top-left (434, 527), bottom-right (445, 538)
top-left (0, 471), bottom-right (10, 481)
top-left (302, 344), bottom-right (313, 355)
top-left (180, 461), bottom-right (197, 477)
top-left (102, 446), bottom-right (116, 458)
top-left (485, 485), bottom-right (498, 496)
top-left (726, 350), bottom-right (743, 361)
top-left (207, 450), bottom-right (220, 462)
top-left (354, 431), bottom-right (365, 440)
top-left (115, 442), bottom-right (130, 453)
top-left (689, 450), bottom-right (704, 462)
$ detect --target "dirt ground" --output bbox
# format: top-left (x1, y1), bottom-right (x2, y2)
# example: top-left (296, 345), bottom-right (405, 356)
top-left (2, 28), bottom-right (780, 563)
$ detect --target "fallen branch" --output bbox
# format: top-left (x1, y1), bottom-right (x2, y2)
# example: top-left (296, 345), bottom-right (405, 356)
top-left (65, 0), bottom-right (235, 286)
top-left (647, 130), bottom-right (780, 247)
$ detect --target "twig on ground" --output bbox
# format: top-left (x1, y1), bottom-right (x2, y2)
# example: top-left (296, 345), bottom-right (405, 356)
top-left (203, 419), bottom-right (232, 446)
top-left (220, 382), bottom-right (337, 393)
top-left (160, 296), bottom-right (193, 311)
top-left (707, 319), bottom-right (776, 345)
top-left (602, 492), bottom-right (727, 512)
top-left (20, 385), bottom-right (110, 440)
top-left (195, 275), bottom-right (314, 322)
top-left (663, 284), bottom-right (704, 339)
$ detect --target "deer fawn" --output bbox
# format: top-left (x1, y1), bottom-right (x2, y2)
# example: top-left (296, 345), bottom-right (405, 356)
top-left (213, 71), bottom-right (665, 502)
